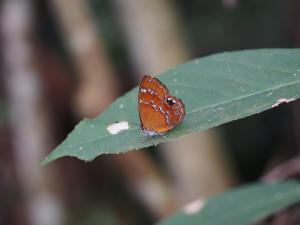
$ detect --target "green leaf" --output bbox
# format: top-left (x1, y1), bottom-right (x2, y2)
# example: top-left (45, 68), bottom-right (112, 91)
top-left (156, 181), bottom-right (300, 225)
top-left (42, 49), bottom-right (300, 165)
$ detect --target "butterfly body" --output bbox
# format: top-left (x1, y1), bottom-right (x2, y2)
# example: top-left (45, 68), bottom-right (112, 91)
top-left (138, 75), bottom-right (185, 136)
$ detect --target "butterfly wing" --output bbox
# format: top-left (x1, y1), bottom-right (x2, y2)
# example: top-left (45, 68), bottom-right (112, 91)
top-left (138, 75), bottom-right (185, 135)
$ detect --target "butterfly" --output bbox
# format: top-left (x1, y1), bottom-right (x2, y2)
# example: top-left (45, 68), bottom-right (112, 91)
top-left (138, 75), bottom-right (185, 136)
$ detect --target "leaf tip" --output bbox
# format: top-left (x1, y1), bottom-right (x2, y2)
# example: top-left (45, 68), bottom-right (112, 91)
top-left (40, 155), bottom-right (51, 166)
top-left (40, 149), bottom-right (62, 166)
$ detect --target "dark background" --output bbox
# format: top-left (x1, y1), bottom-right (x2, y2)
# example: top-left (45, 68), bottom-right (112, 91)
top-left (1, 0), bottom-right (300, 225)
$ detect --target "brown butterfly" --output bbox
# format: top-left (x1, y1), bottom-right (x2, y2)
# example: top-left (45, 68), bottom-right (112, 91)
top-left (138, 75), bottom-right (185, 136)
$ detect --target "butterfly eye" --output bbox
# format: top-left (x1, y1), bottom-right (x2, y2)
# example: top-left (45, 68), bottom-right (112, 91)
top-left (166, 97), bottom-right (175, 106)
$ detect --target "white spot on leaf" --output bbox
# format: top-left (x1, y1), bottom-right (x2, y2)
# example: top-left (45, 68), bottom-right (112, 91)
top-left (119, 104), bottom-right (124, 109)
top-left (272, 98), bottom-right (296, 108)
top-left (107, 121), bottom-right (129, 135)
top-left (183, 199), bottom-right (206, 215)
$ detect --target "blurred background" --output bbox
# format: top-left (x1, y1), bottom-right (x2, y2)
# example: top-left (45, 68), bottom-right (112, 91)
top-left (1, 0), bottom-right (300, 225)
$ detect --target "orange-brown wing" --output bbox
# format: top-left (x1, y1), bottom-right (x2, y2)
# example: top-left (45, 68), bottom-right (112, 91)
top-left (138, 75), bottom-right (185, 135)
top-left (162, 96), bottom-right (185, 128)
top-left (138, 75), bottom-right (168, 134)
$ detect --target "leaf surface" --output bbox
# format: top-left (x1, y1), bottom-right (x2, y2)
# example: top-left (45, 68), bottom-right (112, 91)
top-left (157, 181), bottom-right (300, 225)
top-left (42, 49), bottom-right (300, 164)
